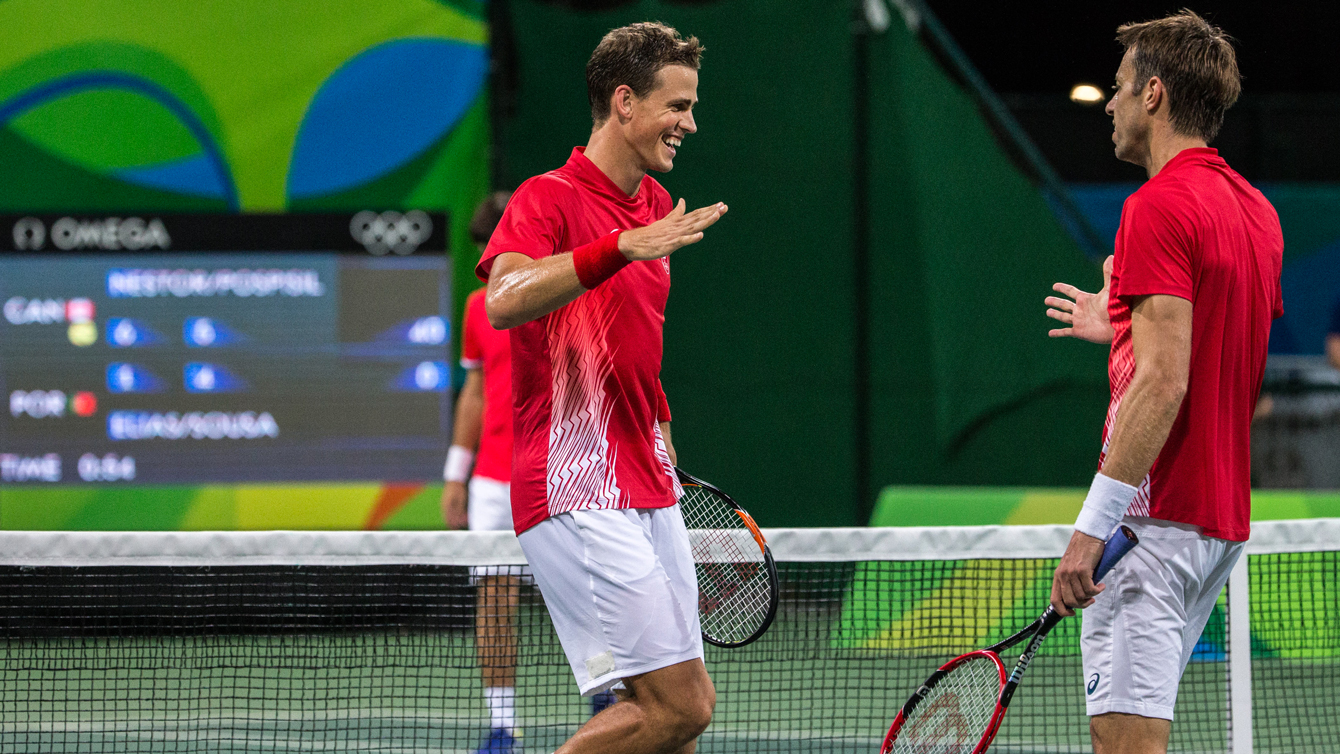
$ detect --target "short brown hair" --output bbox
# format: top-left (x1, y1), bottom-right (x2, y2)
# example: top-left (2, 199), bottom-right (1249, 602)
top-left (1116, 10), bottom-right (1241, 142)
top-left (586, 22), bottom-right (703, 124)
top-left (469, 190), bottom-right (511, 245)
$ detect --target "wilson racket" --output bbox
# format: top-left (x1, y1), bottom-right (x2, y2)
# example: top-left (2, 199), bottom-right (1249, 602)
top-left (675, 467), bottom-right (780, 648)
top-left (880, 525), bottom-right (1139, 754)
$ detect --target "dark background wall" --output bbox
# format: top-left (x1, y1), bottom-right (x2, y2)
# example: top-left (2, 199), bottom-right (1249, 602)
top-left (925, 1), bottom-right (1340, 182)
top-left (929, 2), bottom-right (1340, 361)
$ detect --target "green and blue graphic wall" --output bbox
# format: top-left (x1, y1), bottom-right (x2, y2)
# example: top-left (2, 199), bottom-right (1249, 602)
top-left (0, 0), bottom-right (489, 325)
top-left (0, 1), bottom-right (490, 530)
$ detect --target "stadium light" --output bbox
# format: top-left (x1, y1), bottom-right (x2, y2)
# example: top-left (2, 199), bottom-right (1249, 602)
top-left (1070, 84), bottom-right (1105, 105)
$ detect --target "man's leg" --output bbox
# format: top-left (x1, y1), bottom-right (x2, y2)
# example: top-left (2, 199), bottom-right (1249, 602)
top-left (476, 573), bottom-right (522, 748)
top-left (556, 658), bottom-right (714, 754)
top-left (518, 508), bottom-right (709, 754)
top-left (477, 574), bottom-right (522, 687)
top-left (1089, 540), bottom-right (1241, 754)
top-left (1090, 713), bottom-right (1171, 754)
top-left (467, 477), bottom-right (525, 751)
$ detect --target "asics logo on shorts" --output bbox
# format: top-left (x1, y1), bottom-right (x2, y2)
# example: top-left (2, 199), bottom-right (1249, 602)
top-left (1087, 673), bottom-right (1101, 695)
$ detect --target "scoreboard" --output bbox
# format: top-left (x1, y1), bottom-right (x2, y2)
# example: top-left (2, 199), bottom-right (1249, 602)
top-left (0, 213), bottom-right (453, 485)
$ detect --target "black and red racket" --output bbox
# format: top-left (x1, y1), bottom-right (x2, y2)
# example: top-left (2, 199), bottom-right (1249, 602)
top-left (675, 467), bottom-right (779, 648)
top-left (880, 525), bottom-right (1139, 754)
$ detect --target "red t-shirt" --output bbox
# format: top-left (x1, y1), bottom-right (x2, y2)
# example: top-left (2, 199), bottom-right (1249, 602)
top-left (1103, 148), bottom-right (1283, 541)
top-left (477, 147), bottom-right (680, 534)
top-left (460, 288), bottom-right (513, 483)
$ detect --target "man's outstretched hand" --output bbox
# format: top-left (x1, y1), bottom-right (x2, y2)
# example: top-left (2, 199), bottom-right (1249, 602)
top-left (1046, 255), bottom-right (1115, 344)
top-left (618, 199), bottom-right (727, 261)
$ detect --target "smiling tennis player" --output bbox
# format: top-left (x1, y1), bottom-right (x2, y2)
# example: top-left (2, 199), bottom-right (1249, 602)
top-left (477, 23), bottom-right (727, 754)
top-left (1045, 11), bottom-right (1282, 754)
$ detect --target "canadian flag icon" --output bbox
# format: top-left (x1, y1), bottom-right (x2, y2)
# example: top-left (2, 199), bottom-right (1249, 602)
top-left (66, 298), bottom-right (95, 324)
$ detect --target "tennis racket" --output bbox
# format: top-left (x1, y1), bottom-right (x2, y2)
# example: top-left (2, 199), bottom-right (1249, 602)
top-left (880, 525), bottom-right (1139, 754)
top-left (675, 467), bottom-right (780, 648)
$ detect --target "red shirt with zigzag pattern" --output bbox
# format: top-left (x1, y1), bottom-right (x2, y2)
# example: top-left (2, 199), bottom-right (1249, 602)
top-left (477, 148), bottom-right (679, 534)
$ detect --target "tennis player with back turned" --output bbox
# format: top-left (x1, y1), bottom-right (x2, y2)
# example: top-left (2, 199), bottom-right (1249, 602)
top-left (1045, 11), bottom-right (1282, 754)
top-left (476, 23), bottom-right (727, 754)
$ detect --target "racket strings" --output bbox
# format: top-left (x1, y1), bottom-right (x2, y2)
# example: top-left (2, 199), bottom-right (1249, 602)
top-left (892, 655), bottom-right (1001, 754)
top-left (679, 484), bottom-right (773, 645)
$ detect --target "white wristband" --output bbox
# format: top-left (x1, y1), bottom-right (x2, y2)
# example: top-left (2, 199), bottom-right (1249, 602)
top-left (443, 445), bottom-right (475, 483)
top-left (1074, 472), bottom-right (1138, 540)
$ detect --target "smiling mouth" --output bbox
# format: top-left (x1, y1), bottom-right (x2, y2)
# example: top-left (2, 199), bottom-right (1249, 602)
top-left (662, 135), bottom-right (681, 156)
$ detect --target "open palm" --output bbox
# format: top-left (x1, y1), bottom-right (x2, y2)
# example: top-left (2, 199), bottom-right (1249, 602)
top-left (1046, 255), bottom-right (1115, 344)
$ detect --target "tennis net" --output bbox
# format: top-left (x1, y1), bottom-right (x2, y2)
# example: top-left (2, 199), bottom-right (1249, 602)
top-left (0, 520), bottom-right (1335, 753)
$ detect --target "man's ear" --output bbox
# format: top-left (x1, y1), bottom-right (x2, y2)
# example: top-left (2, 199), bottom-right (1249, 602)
top-left (611, 84), bottom-right (636, 121)
top-left (1145, 76), bottom-right (1165, 115)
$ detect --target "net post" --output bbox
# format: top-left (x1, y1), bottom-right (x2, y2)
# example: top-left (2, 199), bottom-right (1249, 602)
top-left (1228, 551), bottom-right (1253, 754)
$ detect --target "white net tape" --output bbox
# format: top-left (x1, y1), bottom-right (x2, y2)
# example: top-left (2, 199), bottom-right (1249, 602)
top-left (0, 518), bottom-right (1332, 567)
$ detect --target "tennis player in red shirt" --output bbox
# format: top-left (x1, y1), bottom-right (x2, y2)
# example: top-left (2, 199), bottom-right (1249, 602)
top-left (1045, 12), bottom-right (1282, 753)
top-left (477, 23), bottom-right (726, 754)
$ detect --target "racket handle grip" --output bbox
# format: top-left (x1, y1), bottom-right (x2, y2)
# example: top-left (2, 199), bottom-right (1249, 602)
top-left (1093, 525), bottom-right (1139, 582)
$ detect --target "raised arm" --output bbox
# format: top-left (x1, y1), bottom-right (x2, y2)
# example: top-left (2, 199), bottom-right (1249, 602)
top-left (485, 199), bottom-right (727, 330)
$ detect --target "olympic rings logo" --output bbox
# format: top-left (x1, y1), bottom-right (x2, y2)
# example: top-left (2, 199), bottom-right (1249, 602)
top-left (350, 210), bottom-right (433, 255)
top-left (13, 217), bottom-right (45, 250)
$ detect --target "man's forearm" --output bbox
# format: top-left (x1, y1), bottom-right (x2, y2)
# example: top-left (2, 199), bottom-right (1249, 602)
top-left (486, 253), bottom-right (587, 330)
top-left (1074, 294), bottom-right (1190, 539)
top-left (450, 371), bottom-right (485, 451)
top-left (660, 421), bottom-right (676, 467)
top-left (1101, 370), bottom-right (1186, 486)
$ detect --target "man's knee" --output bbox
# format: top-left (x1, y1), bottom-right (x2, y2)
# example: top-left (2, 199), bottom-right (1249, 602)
top-left (677, 683), bottom-right (714, 737)
top-left (632, 662), bottom-right (714, 744)
top-left (657, 676), bottom-right (712, 743)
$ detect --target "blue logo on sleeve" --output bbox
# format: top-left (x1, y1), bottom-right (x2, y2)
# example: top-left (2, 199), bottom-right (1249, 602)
top-left (1087, 673), bottom-right (1101, 695)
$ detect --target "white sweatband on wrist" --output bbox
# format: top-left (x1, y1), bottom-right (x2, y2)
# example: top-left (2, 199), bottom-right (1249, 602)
top-left (1074, 472), bottom-right (1138, 540)
top-left (443, 445), bottom-right (475, 482)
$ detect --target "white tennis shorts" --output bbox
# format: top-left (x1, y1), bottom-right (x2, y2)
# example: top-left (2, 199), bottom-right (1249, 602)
top-left (467, 476), bottom-right (529, 583)
top-left (467, 476), bottom-right (514, 532)
top-left (1081, 516), bottom-right (1244, 720)
top-left (517, 505), bottom-right (704, 696)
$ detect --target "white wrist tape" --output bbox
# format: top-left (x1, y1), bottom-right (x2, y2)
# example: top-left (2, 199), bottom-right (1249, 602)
top-left (1074, 472), bottom-right (1138, 540)
top-left (443, 445), bottom-right (475, 483)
